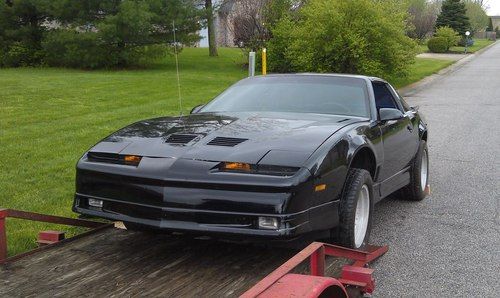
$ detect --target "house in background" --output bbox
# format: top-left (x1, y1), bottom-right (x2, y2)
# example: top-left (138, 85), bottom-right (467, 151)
top-left (491, 16), bottom-right (500, 30)
top-left (199, 0), bottom-right (266, 47)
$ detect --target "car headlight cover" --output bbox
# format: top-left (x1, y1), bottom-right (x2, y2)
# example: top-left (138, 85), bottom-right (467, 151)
top-left (220, 162), bottom-right (299, 176)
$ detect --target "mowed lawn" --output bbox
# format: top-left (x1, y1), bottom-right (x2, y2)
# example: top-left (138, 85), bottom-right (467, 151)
top-left (391, 58), bottom-right (454, 88)
top-left (0, 48), bottom-right (247, 255)
top-left (417, 38), bottom-right (495, 54)
top-left (1, 47), bottom-right (453, 256)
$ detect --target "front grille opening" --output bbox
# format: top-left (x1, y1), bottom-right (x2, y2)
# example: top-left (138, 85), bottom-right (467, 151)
top-left (104, 200), bottom-right (162, 221)
top-left (165, 134), bottom-right (198, 145)
top-left (165, 212), bottom-right (256, 228)
top-left (207, 137), bottom-right (248, 147)
top-left (87, 152), bottom-right (141, 166)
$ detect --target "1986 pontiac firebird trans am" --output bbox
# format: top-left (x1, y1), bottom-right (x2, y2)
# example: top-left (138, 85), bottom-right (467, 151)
top-left (73, 74), bottom-right (429, 249)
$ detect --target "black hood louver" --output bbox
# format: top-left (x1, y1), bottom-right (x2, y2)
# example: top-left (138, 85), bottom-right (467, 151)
top-left (165, 134), bottom-right (198, 145)
top-left (207, 137), bottom-right (248, 147)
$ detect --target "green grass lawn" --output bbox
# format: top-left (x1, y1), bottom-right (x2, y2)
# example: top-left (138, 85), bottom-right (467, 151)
top-left (449, 38), bottom-right (494, 53)
top-left (390, 58), bottom-right (455, 88)
top-left (0, 47), bottom-right (247, 256)
top-left (418, 38), bottom-right (495, 54)
top-left (0, 47), bottom-right (454, 256)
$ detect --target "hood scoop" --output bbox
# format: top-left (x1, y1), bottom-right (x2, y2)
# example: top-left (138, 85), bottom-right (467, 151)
top-left (165, 134), bottom-right (198, 145)
top-left (207, 137), bottom-right (248, 147)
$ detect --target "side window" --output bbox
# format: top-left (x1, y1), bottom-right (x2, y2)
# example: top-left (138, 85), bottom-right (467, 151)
top-left (399, 97), bottom-right (411, 112)
top-left (388, 84), bottom-right (410, 112)
top-left (372, 82), bottom-right (398, 110)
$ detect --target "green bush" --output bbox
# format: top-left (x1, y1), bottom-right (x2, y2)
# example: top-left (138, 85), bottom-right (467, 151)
top-left (1, 42), bottom-right (43, 67)
top-left (427, 37), bottom-right (449, 53)
top-left (434, 26), bottom-right (461, 50)
top-left (43, 30), bottom-right (107, 69)
top-left (267, 16), bottom-right (295, 73)
top-left (266, 0), bottom-right (416, 79)
top-left (42, 30), bottom-right (167, 69)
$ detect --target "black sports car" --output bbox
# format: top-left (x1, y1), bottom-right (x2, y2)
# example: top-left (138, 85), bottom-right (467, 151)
top-left (73, 74), bottom-right (429, 249)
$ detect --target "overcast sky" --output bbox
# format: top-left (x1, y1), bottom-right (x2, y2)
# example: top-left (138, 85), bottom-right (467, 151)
top-left (486, 0), bottom-right (500, 16)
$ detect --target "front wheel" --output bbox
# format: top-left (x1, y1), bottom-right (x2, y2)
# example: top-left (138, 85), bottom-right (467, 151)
top-left (335, 168), bottom-right (374, 249)
top-left (400, 140), bottom-right (429, 201)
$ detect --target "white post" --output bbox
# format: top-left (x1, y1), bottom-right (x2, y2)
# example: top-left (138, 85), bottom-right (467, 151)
top-left (248, 51), bottom-right (256, 77)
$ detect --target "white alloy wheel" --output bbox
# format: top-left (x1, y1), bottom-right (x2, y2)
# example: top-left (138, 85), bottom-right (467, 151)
top-left (421, 149), bottom-right (428, 191)
top-left (354, 184), bottom-right (370, 248)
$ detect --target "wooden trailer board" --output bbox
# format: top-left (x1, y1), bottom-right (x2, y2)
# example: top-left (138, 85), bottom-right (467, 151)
top-left (0, 227), bottom-right (347, 297)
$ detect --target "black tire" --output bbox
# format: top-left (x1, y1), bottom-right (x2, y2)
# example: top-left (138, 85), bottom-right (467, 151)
top-left (335, 168), bottom-right (374, 249)
top-left (400, 140), bottom-right (429, 201)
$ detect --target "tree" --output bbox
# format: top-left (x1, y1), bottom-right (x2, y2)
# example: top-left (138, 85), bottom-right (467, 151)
top-left (435, 0), bottom-right (470, 36)
top-left (225, 0), bottom-right (299, 50)
top-left (267, 0), bottom-right (417, 79)
top-left (1, 0), bottom-right (204, 68)
top-left (229, 0), bottom-right (269, 50)
top-left (0, 0), bottom-right (52, 66)
top-left (407, 0), bottom-right (440, 40)
top-left (486, 17), bottom-right (493, 31)
top-left (465, 1), bottom-right (489, 34)
top-left (205, 0), bottom-right (217, 56)
top-left (471, 0), bottom-right (488, 8)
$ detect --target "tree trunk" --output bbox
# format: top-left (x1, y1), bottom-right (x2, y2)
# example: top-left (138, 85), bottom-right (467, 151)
top-left (206, 0), bottom-right (218, 57)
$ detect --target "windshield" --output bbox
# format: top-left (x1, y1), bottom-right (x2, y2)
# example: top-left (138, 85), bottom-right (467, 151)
top-left (201, 76), bottom-right (370, 117)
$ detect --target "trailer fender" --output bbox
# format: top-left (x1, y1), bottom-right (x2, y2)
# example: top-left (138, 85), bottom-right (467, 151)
top-left (257, 273), bottom-right (348, 298)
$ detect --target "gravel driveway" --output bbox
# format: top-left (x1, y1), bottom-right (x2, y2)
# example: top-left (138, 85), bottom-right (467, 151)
top-left (371, 42), bottom-right (500, 296)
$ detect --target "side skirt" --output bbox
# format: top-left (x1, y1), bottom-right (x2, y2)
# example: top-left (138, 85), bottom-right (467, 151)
top-left (377, 166), bottom-right (411, 200)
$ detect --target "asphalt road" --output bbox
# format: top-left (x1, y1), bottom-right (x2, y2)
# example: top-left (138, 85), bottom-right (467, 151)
top-left (371, 43), bottom-right (500, 296)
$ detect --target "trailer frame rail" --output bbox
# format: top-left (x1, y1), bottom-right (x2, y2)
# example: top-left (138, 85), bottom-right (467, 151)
top-left (0, 208), bottom-right (112, 264)
top-left (241, 241), bottom-right (388, 297)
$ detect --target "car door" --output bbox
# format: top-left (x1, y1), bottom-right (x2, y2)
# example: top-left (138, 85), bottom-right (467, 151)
top-left (372, 81), bottom-right (417, 197)
top-left (388, 83), bottom-right (419, 154)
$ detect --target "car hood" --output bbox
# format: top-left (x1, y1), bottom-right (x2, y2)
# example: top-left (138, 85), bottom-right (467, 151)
top-left (88, 112), bottom-right (366, 167)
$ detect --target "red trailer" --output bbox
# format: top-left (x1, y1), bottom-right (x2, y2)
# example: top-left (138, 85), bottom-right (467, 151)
top-left (241, 242), bottom-right (387, 297)
top-left (0, 208), bottom-right (387, 297)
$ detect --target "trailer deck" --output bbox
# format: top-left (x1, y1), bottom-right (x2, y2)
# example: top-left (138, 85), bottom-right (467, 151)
top-left (0, 227), bottom-right (347, 297)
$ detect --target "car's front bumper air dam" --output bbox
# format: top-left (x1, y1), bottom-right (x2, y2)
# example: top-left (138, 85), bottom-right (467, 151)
top-left (73, 194), bottom-right (312, 238)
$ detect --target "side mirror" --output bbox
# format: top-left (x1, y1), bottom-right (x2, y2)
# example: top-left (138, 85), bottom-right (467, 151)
top-left (190, 104), bottom-right (204, 114)
top-left (379, 108), bottom-right (404, 121)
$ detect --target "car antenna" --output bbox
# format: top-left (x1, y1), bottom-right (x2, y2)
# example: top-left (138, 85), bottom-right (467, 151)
top-left (172, 21), bottom-right (183, 117)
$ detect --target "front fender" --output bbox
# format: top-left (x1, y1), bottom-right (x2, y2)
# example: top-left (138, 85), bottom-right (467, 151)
top-left (306, 122), bottom-right (382, 179)
top-left (304, 122), bottom-right (381, 206)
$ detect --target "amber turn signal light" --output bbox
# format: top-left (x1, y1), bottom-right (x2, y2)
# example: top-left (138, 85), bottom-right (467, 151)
top-left (223, 162), bottom-right (251, 171)
top-left (124, 155), bottom-right (141, 164)
top-left (314, 184), bottom-right (326, 192)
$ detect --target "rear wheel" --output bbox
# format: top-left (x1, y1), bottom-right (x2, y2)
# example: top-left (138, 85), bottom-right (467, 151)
top-left (335, 168), bottom-right (374, 249)
top-left (400, 140), bottom-right (429, 201)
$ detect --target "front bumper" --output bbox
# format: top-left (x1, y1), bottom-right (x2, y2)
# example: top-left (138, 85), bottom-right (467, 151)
top-left (73, 194), bottom-right (313, 238)
top-left (73, 156), bottom-right (336, 239)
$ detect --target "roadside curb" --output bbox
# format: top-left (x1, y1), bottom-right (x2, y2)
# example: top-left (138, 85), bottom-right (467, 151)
top-left (398, 40), bottom-right (498, 96)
